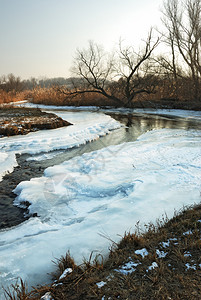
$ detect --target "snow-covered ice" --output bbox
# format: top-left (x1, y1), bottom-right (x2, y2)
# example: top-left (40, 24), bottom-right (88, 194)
top-left (0, 111), bottom-right (122, 181)
top-left (26, 151), bottom-right (64, 162)
top-left (0, 109), bottom-right (201, 298)
top-left (0, 152), bottom-right (17, 181)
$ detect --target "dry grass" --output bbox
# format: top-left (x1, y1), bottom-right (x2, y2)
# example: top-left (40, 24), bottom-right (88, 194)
top-left (0, 90), bottom-right (27, 104)
top-left (29, 87), bottom-right (117, 107)
top-left (4, 204), bottom-right (201, 299)
top-left (27, 86), bottom-right (201, 111)
top-left (3, 279), bottom-right (29, 300)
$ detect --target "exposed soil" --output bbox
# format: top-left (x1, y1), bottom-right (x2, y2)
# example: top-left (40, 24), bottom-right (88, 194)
top-left (0, 154), bottom-right (46, 229)
top-left (0, 107), bottom-right (71, 137)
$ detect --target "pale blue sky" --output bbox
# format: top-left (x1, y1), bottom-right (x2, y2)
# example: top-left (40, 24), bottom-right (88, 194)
top-left (0, 0), bottom-right (163, 79)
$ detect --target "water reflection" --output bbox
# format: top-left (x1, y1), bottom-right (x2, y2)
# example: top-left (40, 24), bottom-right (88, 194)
top-left (30, 112), bottom-right (201, 169)
top-left (110, 113), bottom-right (201, 141)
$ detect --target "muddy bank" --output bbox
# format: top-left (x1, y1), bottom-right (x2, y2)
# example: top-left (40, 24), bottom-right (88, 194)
top-left (0, 107), bottom-right (71, 137)
top-left (0, 154), bottom-right (44, 229)
top-left (0, 107), bottom-right (72, 228)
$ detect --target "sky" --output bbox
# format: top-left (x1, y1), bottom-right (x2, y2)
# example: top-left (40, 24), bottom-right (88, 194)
top-left (0, 0), bottom-right (163, 79)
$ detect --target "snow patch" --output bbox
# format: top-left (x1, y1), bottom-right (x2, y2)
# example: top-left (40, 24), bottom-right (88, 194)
top-left (96, 281), bottom-right (106, 288)
top-left (156, 249), bottom-right (168, 258)
top-left (147, 262), bottom-right (158, 271)
top-left (161, 238), bottom-right (178, 248)
top-left (115, 261), bottom-right (141, 275)
top-left (184, 251), bottom-right (192, 257)
top-left (40, 292), bottom-right (54, 300)
top-left (59, 268), bottom-right (73, 280)
top-left (183, 230), bottom-right (193, 235)
top-left (135, 248), bottom-right (149, 258)
top-left (185, 263), bottom-right (196, 270)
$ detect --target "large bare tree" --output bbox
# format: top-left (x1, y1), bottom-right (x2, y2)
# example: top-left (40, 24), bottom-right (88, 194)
top-left (162, 0), bottom-right (201, 100)
top-left (60, 31), bottom-right (159, 107)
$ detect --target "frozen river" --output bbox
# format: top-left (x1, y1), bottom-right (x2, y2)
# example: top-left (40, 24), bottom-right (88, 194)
top-left (0, 106), bottom-right (201, 297)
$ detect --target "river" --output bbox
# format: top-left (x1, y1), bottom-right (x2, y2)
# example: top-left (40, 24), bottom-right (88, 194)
top-left (0, 108), bottom-right (201, 297)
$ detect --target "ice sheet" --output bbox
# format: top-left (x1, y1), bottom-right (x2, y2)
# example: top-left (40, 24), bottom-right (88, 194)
top-left (0, 111), bottom-right (122, 181)
top-left (0, 128), bottom-right (200, 297)
top-left (0, 112), bottom-right (121, 155)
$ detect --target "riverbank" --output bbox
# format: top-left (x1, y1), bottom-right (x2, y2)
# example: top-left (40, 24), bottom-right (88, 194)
top-left (30, 97), bottom-right (201, 111)
top-left (4, 203), bottom-right (201, 299)
top-left (1, 106), bottom-right (201, 300)
top-left (0, 107), bottom-right (71, 137)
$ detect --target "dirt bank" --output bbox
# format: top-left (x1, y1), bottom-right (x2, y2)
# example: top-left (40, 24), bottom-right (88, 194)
top-left (0, 107), bottom-right (71, 137)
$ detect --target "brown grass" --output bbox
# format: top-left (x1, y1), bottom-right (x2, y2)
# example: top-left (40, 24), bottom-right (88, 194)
top-left (0, 90), bottom-right (28, 104)
top-left (4, 204), bottom-right (201, 299)
top-left (27, 85), bottom-right (201, 111)
top-left (29, 87), bottom-right (117, 107)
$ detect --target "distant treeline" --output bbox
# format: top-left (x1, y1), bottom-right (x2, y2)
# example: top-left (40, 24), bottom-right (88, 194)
top-left (1, 0), bottom-right (201, 108)
top-left (0, 74), bottom-right (82, 92)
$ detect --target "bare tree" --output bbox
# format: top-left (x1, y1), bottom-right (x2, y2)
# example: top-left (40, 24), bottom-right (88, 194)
top-left (60, 31), bottom-right (159, 108)
top-left (0, 74), bottom-right (24, 93)
top-left (162, 0), bottom-right (201, 100)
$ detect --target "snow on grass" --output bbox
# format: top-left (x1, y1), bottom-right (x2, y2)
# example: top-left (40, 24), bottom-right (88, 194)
top-left (96, 281), bottom-right (107, 288)
top-left (183, 230), bottom-right (193, 235)
top-left (156, 249), bottom-right (168, 258)
top-left (134, 248), bottom-right (149, 258)
top-left (185, 263), bottom-right (197, 271)
top-left (115, 261), bottom-right (141, 275)
top-left (59, 268), bottom-right (73, 280)
top-left (147, 262), bottom-right (158, 271)
top-left (161, 238), bottom-right (178, 248)
top-left (184, 251), bottom-right (192, 257)
top-left (0, 126), bottom-right (201, 296)
top-left (40, 292), bottom-right (54, 300)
